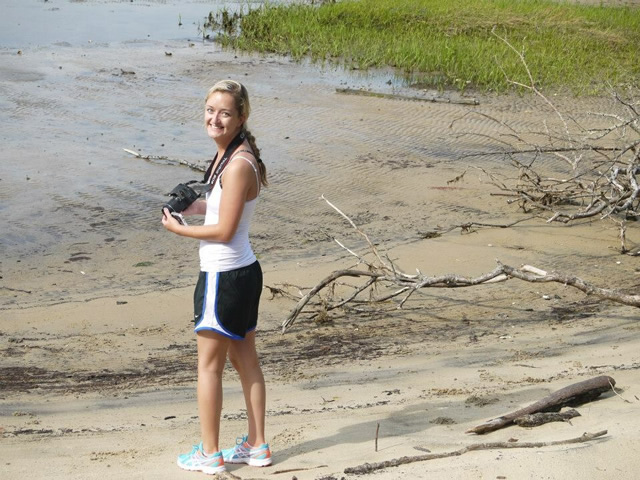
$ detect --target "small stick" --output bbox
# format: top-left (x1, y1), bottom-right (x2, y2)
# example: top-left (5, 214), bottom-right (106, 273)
top-left (375, 423), bottom-right (380, 452)
top-left (609, 379), bottom-right (632, 404)
top-left (272, 465), bottom-right (328, 474)
top-left (335, 87), bottom-right (479, 106)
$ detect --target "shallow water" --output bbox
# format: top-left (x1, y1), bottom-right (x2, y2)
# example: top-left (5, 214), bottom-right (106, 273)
top-left (1, 0), bottom-right (278, 48)
top-left (0, 1), bottom-right (430, 307)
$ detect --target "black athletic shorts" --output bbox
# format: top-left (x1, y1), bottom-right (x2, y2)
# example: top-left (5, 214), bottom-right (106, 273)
top-left (193, 260), bottom-right (263, 339)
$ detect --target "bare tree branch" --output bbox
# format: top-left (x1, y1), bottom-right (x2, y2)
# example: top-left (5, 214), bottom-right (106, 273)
top-left (281, 200), bottom-right (640, 333)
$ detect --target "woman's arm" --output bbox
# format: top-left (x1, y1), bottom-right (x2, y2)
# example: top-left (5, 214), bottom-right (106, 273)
top-left (162, 160), bottom-right (254, 242)
top-left (182, 198), bottom-right (207, 216)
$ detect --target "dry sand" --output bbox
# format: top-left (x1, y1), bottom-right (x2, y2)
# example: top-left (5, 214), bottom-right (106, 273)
top-left (2, 23), bottom-right (640, 480)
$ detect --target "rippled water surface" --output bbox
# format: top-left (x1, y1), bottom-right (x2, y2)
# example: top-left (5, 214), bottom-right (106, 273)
top-left (0, 0), bottom-right (289, 47)
top-left (0, 1), bottom-right (428, 307)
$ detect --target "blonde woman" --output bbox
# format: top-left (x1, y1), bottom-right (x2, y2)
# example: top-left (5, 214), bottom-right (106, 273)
top-left (162, 80), bottom-right (271, 474)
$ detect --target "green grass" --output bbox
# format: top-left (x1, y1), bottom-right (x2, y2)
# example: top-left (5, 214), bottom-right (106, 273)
top-left (211, 0), bottom-right (640, 94)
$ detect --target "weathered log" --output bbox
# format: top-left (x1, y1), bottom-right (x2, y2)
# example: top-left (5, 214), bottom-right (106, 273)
top-left (466, 375), bottom-right (615, 434)
top-left (513, 408), bottom-right (580, 427)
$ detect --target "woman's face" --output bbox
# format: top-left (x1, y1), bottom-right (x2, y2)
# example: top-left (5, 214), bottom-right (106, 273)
top-left (204, 91), bottom-right (244, 144)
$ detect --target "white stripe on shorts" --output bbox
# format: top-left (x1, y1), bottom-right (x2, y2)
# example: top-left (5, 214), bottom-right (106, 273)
top-left (194, 272), bottom-right (241, 339)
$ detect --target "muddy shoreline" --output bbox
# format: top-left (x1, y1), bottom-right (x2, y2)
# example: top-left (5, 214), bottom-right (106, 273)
top-left (0, 290), bottom-right (614, 399)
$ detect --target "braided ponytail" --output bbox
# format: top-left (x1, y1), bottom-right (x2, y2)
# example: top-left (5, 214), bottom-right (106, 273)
top-left (244, 128), bottom-right (268, 187)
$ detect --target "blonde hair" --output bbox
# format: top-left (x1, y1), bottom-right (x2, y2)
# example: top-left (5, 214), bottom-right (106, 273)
top-left (205, 80), bottom-right (267, 187)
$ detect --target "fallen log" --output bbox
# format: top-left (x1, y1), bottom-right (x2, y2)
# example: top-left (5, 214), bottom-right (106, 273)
top-left (513, 408), bottom-right (580, 427)
top-left (466, 375), bottom-right (615, 434)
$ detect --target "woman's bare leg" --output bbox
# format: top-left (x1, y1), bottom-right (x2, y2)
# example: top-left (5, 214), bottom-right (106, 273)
top-left (228, 330), bottom-right (266, 446)
top-left (197, 330), bottom-right (231, 454)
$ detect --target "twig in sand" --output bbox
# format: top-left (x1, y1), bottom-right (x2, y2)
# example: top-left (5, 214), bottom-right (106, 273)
top-left (272, 465), bottom-right (328, 474)
top-left (264, 284), bottom-right (302, 301)
top-left (608, 378), bottom-right (632, 404)
top-left (1, 286), bottom-right (33, 294)
top-left (375, 423), bottom-right (380, 452)
top-left (424, 214), bottom-right (539, 237)
top-left (344, 430), bottom-right (608, 475)
top-left (447, 170), bottom-right (467, 184)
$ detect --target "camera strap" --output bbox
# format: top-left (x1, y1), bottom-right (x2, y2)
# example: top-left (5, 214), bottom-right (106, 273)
top-left (203, 130), bottom-right (247, 187)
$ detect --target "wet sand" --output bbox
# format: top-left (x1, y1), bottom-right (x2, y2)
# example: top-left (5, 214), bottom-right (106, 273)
top-left (2, 2), bottom-right (640, 480)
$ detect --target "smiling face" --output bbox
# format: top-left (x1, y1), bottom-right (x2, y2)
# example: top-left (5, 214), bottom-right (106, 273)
top-left (204, 91), bottom-right (245, 146)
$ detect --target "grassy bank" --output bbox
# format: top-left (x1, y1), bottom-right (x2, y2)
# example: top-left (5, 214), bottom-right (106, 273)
top-left (211, 0), bottom-right (640, 94)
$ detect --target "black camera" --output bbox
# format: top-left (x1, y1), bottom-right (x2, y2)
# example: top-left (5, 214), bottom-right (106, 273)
top-left (163, 182), bottom-right (201, 216)
top-left (163, 181), bottom-right (212, 225)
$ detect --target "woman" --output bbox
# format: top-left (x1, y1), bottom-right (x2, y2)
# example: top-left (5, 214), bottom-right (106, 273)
top-left (162, 80), bottom-right (271, 475)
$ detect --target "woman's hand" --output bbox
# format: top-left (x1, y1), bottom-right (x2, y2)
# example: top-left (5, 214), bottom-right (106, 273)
top-left (162, 208), bottom-right (183, 234)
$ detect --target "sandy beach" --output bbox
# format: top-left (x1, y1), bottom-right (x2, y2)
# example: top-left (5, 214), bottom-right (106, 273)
top-left (2, 2), bottom-right (640, 479)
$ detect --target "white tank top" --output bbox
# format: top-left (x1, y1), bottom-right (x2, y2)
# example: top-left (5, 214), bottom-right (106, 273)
top-left (199, 157), bottom-right (260, 272)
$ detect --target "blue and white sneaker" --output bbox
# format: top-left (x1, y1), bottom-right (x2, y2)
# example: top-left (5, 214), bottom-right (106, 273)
top-left (222, 435), bottom-right (272, 466)
top-left (177, 442), bottom-right (226, 474)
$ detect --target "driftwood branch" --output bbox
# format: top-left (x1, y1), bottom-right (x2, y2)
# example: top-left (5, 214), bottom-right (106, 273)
top-left (322, 194), bottom-right (389, 268)
top-left (344, 430), bottom-right (608, 475)
top-left (272, 465), bottom-right (328, 475)
top-left (282, 269), bottom-right (382, 331)
top-left (122, 148), bottom-right (206, 172)
top-left (466, 375), bottom-right (615, 434)
top-left (420, 214), bottom-right (540, 238)
top-left (335, 87), bottom-right (479, 106)
top-left (281, 211), bottom-right (640, 331)
top-left (279, 195), bottom-right (640, 333)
